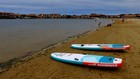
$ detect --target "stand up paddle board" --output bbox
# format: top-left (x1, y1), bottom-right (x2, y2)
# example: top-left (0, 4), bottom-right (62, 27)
top-left (51, 52), bottom-right (123, 68)
top-left (71, 44), bottom-right (130, 50)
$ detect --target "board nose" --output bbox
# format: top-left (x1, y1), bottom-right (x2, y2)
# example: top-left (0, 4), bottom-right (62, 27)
top-left (124, 45), bottom-right (130, 50)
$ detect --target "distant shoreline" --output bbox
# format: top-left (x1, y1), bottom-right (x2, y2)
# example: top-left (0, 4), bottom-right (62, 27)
top-left (0, 12), bottom-right (140, 19)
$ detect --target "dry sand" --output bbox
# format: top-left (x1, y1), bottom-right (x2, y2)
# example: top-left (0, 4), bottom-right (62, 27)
top-left (0, 19), bottom-right (140, 79)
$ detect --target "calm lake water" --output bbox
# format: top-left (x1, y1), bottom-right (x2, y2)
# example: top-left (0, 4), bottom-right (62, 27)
top-left (0, 19), bottom-right (112, 62)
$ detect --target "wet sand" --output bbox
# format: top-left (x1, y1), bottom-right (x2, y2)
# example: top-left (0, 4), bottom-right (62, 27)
top-left (0, 19), bottom-right (140, 79)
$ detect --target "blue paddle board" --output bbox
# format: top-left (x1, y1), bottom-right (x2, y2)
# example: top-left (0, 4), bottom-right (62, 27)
top-left (51, 52), bottom-right (123, 68)
top-left (71, 44), bottom-right (130, 50)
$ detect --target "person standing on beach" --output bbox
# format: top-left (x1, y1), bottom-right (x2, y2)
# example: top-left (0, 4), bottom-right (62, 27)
top-left (98, 22), bottom-right (101, 27)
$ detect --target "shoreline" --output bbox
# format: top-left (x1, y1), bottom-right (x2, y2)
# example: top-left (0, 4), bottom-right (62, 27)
top-left (0, 28), bottom-right (96, 73)
top-left (0, 19), bottom-right (112, 62)
top-left (0, 19), bottom-right (111, 73)
top-left (0, 19), bottom-right (140, 79)
top-left (0, 18), bottom-right (112, 72)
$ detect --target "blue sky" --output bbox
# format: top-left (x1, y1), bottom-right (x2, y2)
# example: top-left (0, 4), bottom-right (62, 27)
top-left (0, 0), bottom-right (140, 14)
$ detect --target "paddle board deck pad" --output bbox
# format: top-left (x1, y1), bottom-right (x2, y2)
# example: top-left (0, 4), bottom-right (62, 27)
top-left (71, 44), bottom-right (130, 50)
top-left (51, 52), bottom-right (123, 68)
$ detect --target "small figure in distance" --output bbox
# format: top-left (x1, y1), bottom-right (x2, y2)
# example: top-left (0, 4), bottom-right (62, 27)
top-left (96, 22), bottom-right (101, 31)
top-left (98, 22), bottom-right (101, 27)
top-left (122, 17), bottom-right (125, 22)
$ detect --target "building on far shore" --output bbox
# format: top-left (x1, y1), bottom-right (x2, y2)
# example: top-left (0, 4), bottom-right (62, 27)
top-left (124, 14), bottom-right (137, 18)
top-left (38, 14), bottom-right (47, 18)
top-left (80, 15), bottom-right (90, 19)
top-left (47, 14), bottom-right (61, 18)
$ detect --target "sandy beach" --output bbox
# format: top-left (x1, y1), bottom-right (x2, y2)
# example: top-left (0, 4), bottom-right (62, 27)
top-left (0, 19), bottom-right (140, 79)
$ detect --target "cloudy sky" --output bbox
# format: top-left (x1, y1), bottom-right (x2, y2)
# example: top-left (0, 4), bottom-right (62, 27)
top-left (0, 0), bottom-right (140, 14)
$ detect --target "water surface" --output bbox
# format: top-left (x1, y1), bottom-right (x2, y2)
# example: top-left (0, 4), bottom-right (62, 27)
top-left (0, 19), bottom-right (112, 62)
